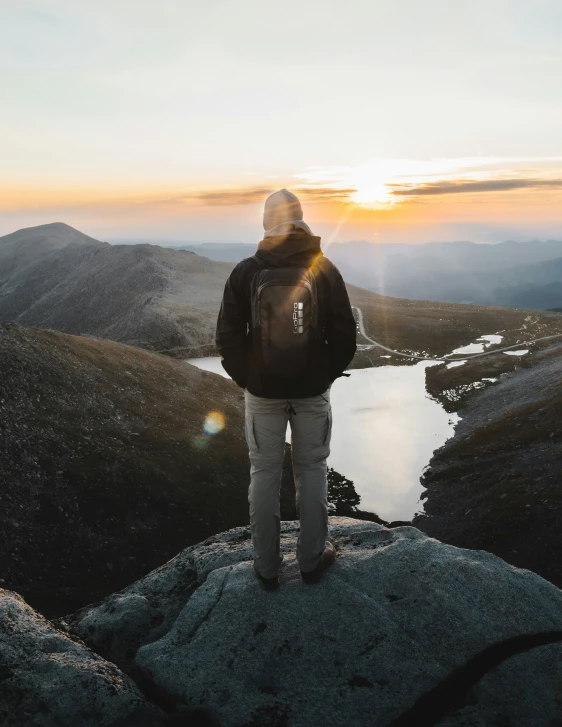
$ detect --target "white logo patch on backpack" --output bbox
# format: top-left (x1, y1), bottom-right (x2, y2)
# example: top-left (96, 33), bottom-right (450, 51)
top-left (293, 302), bottom-right (304, 334)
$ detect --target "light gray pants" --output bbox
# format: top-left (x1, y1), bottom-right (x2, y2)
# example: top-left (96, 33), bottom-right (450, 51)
top-left (244, 389), bottom-right (332, 578)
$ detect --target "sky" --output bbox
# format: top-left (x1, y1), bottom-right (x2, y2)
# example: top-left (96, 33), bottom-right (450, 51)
top-left (1, 0), bottom-right (562, 244)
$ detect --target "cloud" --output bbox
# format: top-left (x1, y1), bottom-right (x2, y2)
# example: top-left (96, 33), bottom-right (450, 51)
top-left (390, 178), bottom-right (562, 196)
top-left (296, 186), bottom-right (356, 201)
top-left (184, 188), bottom-right (272, 205)
top-left (170, 186), bottom-right (356, 206)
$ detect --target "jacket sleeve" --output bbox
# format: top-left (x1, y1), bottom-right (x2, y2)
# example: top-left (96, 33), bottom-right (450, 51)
top-left (215, 264), bottom-right (248, 388)
top-left (325, 264), bottom-right (357, 380)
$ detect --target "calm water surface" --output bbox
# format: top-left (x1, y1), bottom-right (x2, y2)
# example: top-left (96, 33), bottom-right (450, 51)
top-left (450, 333), bottom-right (504, 356)
top-left (186, 357), bottom-right (459, 522)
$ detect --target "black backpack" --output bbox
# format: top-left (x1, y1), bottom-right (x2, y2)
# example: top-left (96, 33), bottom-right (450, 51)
top-left (250, 257), bottom-right (320, 377)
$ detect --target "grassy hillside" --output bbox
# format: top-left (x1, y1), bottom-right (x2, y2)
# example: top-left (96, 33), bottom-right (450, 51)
top-left (0, 323), bottom-right (250, 617)
top-left (348, 284), bottom-right (562, 367)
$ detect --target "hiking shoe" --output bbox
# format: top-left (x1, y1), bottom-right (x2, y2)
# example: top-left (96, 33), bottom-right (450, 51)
top-left (253, 565), bottom-right (280, 591)
top-left (300, 541), bottom-right (337, 584)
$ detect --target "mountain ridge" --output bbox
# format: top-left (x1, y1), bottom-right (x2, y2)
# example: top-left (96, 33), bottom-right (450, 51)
top-left (168, 237), bottom-right (562, 310)
top-left (3, 223), bottom-right (562, 363)
top-left (0, 224), bottom-right (233, 354)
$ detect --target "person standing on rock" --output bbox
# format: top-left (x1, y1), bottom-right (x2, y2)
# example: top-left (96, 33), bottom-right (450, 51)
top-left (216, 189), bottom-right (357, 589)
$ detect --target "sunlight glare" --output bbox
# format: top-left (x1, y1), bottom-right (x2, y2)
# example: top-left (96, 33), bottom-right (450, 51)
top-left (297, 158), bottom-right (520, 210)
top-left (203, 411), bottom-right (225, 436)
top-left (349, 160), bottom-right (447, 208)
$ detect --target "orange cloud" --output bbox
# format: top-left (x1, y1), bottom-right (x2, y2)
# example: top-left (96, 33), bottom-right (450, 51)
top-left (168, 186), bottom-right (357, 206)
top-left (391, 178), bottom-right (562, 197)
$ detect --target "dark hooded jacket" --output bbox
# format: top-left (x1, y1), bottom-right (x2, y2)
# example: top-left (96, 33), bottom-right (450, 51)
top-left (215, 229), bottom-right (357, 398)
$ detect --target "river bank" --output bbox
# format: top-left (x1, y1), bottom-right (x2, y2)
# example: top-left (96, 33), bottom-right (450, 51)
top-left (414, 341), bottom-right (562, 588)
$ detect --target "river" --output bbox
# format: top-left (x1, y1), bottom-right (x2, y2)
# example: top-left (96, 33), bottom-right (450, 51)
top-left (186, 356), bottom-right (459, 522)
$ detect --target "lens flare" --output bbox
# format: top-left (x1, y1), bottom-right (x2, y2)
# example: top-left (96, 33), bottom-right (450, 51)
top-left (203, 411), bottom-right (225, 435)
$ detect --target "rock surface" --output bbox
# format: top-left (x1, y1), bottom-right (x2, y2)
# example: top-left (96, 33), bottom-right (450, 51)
top-left (66, 517), bottom-right (562, 727)
top-left (0, 588), bottom-right (163, 727)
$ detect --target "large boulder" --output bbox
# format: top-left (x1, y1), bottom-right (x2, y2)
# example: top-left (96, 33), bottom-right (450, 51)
top-left (0, 589), bottom-right (164, 727)
top-left (65, 518), bottom-right (562, 727)
top-left (64, 517), bottom-right (562, 727)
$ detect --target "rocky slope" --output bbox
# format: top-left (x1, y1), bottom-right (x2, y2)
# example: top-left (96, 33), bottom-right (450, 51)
top-left (0, 222), bottom-right (233, 355)
top-left (0, 322), bottom-right (252, 617)
top-left (48, 517), bottom-right (562, 727)
top-left (415, 341), bottom-right (562, 589)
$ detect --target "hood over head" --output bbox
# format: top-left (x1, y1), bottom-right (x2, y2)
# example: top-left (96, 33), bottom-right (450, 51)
top-left (263, 189), bottom-right (304, 232)
top-left (257, 189), bottom-right (321, 267)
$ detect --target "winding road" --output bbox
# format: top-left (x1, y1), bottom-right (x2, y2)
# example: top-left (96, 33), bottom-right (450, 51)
top-left (352, 305), bottom-right (562, 363)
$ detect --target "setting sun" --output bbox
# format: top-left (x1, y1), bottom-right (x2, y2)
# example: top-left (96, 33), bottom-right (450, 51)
top-left (350, 177), bottom-right (394, 207)
top-left (347, 162), bottom-right (409, 207)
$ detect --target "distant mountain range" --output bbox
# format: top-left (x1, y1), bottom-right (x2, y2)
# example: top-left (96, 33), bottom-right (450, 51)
top-left (5, 223), bottom-right (560, 361)
top-left (3, 223), bottom-right (562, 360)
top-left (174, 239), bottom-right (562, 311)
top-left (327, 239), bottom-right (562, 311)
